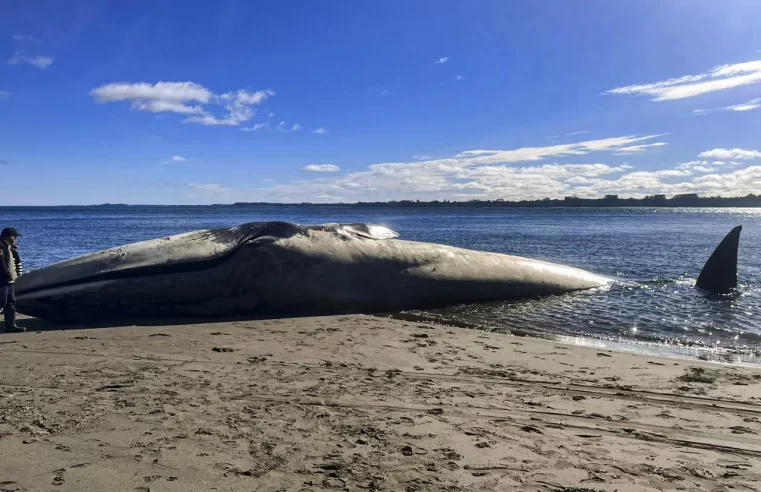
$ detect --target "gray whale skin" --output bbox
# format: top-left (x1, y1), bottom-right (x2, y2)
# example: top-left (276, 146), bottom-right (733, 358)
top-left (13, 221), bottom-right (740, 324)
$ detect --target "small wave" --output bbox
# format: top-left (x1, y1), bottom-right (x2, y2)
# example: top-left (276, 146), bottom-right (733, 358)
top-left (638, 277), bottom-right (696, 287)
top-left (392, 275), bottom-right (761, 365)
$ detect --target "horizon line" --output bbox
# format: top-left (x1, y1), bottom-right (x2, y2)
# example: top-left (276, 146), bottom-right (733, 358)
top-left (1, 193), bottom-right (761, 208)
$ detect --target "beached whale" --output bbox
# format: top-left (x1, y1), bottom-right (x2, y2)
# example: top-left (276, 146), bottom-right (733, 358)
top-left (13, 221), bottom-right (741, 324)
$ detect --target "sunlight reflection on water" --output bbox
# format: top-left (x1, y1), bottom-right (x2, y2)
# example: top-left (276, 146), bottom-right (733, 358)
top-left (4, 205), bottom-right (760, 365)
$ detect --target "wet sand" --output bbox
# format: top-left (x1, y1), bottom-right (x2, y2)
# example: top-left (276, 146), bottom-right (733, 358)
top-left (1, 314), bottom-right (760, 491)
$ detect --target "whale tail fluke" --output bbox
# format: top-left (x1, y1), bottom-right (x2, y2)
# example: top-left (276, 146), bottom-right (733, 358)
top-left (696, 225), bottom-right (742, 294)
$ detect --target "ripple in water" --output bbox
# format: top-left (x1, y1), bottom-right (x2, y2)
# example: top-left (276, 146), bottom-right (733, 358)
top-left (398, 278), bottom-right (761, 366)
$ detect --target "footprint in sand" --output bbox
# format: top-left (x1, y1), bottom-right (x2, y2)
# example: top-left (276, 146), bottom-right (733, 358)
top-left (0, 482), bottom-right (26, 492)
top-left (51, 469), bottom-right (65, 487)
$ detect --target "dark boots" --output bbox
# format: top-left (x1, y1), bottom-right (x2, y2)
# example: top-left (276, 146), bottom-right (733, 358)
top-left (3, 309), bottom-right (25, 333)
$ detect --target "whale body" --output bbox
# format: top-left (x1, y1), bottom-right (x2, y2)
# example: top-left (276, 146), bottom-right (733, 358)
top-left (14, 221), bottom-right (615, 324)
top-left (14, 221), bottom-right (742, 324)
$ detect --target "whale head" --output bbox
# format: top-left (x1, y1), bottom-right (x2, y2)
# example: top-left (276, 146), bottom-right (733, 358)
top-left (14, 221), bottom-right (398, 323)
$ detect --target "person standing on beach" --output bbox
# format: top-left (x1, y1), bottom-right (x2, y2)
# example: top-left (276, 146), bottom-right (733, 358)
top-left (0, 227), bottom-right (26, 333)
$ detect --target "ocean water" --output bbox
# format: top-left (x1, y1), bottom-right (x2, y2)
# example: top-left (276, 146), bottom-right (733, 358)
top-left (2, 206), bottom-right (760, 364)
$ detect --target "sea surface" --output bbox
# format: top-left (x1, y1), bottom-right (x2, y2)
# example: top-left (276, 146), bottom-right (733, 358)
top-left (1, 206), bottom-right (760, 365)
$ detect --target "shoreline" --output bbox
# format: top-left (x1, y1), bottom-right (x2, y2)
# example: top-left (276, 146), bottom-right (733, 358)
top-left (2, 313), bottom-right (760, 490)
top-left (387, 312), bottom-right (761, 368)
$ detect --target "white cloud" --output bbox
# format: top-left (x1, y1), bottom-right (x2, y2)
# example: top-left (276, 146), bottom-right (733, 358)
top-left (692, 98), bottom-right (760, 115)
top-left (183, 114), bottom-right (244, 126)
top-left (241, 122), bottom-right (269, 132)
top-left (302, 164), bottom-right (340, 172)
top-left (256, 134), bottom-right (683, 202)
top-left (187, 183), bottom-right (231, 193)
top-left (220, 89), bottom-right (271, 106)
top-left (90, 82), bottom-right (275, 128)
top-left (12, 34), bottom-right (41, 43)
top-left (612, 142), bottom-right (668, 155)
top-left (159, 155), bottom-right (187, 165)
top-left (274, 121), bottom-right (301, 132)
top-left (265, 160), bottom-right (631, 203)
top-left (676, 160), bottom-right (714, 173)
top-left (435, 57), bottom-right (449, 64)
top-left (136, 100), bottom-right (206, 115)
top-left (565, 176), bottom-right (594, 185)
top-left (605, 59), bottom-right (761, 101)
top-left (724, 98), bottom-right (761, 112)
top-left (456, 75), bottom-right (463, 80)
top-left (91, 81), bottom-right (211, 105)
top-left (451, 134), bottom-right (664, 163)
top-left (0, 90), bottom-right (10, 100)
top-left (313, 128), bottom-right (328, 135)
top-left (8, 52), bottom-right (54, 68)
top-left (562, 165), bottom-right (761, 200)
top-left (8, 35), bottom-right (50, 69)
top-left (249, 135), bottom-right (761, 203)
top-left (566, 130), bottom-right (590, 136)
top-left (316, 194), bottom-right (343, 201)
top-left (698, 148), bottom-right (761, 160)
top-left (687, 166), bottom-right (761, 195)
top-left (380, 89), bottom-right (390, 96)
top-left (187, 89), bottom-right (275, 126)
top-left (676, 158), bottom-right (744, 174)
top-left (183, 89), bottom-right (275, 126)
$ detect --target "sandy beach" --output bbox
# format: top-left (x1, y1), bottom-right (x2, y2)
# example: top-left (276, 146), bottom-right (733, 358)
top-left (1, 314), bottom-right (760, 491)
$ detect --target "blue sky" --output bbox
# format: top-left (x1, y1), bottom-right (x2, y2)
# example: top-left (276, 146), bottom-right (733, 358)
top-left (1, 0), bottom-right (761, 205)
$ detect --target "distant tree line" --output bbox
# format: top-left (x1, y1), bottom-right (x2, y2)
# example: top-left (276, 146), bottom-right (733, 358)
top-left (232, 193), bottom-right (761, 208)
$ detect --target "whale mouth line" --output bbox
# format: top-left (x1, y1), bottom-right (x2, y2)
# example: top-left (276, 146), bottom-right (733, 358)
top-left (17, 253), bottom-right (238, 297)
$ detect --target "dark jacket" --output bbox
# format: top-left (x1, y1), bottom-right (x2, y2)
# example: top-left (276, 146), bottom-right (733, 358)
top-left (0, 239), bottom-right (19, 284)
